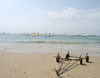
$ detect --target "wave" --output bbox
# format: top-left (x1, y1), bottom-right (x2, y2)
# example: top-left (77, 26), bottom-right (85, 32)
top-left (15, 41), bottom-right (99, 44)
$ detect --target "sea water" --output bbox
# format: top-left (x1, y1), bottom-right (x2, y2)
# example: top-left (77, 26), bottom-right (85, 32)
top-left (0, 34), bottom-right (100, 56)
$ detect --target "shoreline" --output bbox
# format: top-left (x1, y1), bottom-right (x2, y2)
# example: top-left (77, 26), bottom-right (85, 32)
top-left (0, 46), bottom-right (100, 57)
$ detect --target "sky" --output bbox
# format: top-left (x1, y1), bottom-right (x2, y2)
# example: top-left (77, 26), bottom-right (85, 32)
top-left (0, 0), bottom-right (100, 35)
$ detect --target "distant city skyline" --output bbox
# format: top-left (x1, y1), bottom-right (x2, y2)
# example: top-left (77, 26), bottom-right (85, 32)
top-left (0, 0), bottom-right (100, 35)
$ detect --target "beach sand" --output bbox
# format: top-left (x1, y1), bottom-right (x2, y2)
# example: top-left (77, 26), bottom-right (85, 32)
top-left (0, 51), bottom-right (100, 78)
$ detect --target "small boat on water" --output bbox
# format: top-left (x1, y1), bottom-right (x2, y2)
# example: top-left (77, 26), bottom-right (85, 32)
top-left (45, 33), bottom-right (47, 37)
top-left (32, 34), bottom-right (35, 37)
top-left (82, 34), bottom-right (87, 37)
top-left (52, 33), bottom-right (54, 37)
top-left (48, 33), bottom-right (51, 37)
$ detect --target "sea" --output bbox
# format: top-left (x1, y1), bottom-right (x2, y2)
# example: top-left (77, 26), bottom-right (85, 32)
top-left (0, 33), bottom-right (100, 56)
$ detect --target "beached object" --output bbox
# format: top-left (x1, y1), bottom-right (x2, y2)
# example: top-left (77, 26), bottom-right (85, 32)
top-left (54, 52), bottom-right (90, 77)
top-left (55, 52), bottom-right (89, 64)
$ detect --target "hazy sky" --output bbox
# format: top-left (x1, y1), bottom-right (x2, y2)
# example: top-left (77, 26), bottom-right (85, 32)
top-left (0, 0), bottom-right (100, 35)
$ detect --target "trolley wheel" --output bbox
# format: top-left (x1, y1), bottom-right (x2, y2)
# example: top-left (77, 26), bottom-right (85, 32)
top-left (66, 54), bottom-right (69, 59)
top-left (86, 56), bottom-right (89, 62)
top-left (56, 56), bottom-right (60, 63)
top-left (80, 58), bottom-right (82, 65)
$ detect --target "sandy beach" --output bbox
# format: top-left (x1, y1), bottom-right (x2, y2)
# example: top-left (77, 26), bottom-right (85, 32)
top-left (0, 51), bottom-right (100, 78)
top-left (1, 0), bottom-right (100, 77)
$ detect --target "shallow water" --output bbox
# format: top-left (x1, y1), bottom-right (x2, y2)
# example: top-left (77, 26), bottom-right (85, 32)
top-left (0, 34), bottom-right (100, 56)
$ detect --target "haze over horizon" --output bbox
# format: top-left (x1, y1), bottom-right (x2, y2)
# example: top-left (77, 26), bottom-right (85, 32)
top-left (0, 0), bottom-right (100, 35)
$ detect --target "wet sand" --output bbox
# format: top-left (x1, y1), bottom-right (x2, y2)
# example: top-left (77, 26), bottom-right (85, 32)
top-left (0, 51), bottom-right (100, 78)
